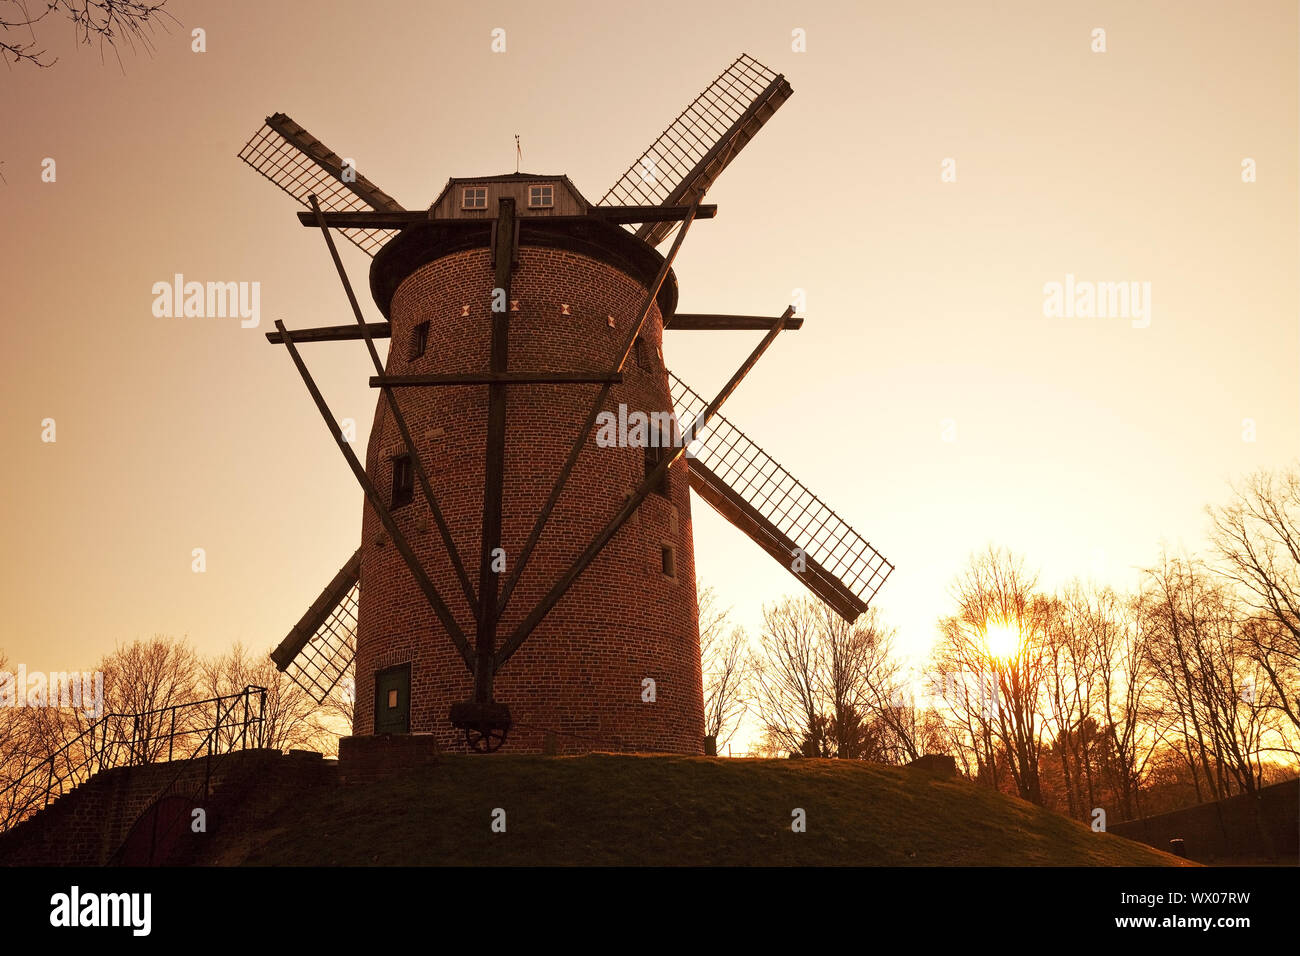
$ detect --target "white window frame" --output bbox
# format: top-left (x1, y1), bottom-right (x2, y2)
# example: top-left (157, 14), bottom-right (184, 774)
top-left (461, 186), bottom-right (487, 210)
top-left (528, 184), bottom-right (555, 209)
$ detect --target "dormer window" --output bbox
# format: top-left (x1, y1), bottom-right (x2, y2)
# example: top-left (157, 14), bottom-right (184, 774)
top-left (528, 184), bottom-right (554, 209)
top-left (462, 187), bottom-right (487, 210)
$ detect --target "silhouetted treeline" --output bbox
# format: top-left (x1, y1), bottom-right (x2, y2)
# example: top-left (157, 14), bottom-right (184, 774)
top-left (742, 464), bottom-right (1300, 825)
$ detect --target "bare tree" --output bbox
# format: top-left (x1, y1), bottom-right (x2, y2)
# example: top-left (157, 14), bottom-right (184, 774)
top-left (1039, 588), bottom-right (1097, 818)
top-left (0, 651), bottom-right (48, 827)
top-left (930, 644), bottom-right (998, 785)
top-left (751, 596), bottom-right (902, 760)
top-left (697, 583), bottom-right (750, 750)
top-left (200, 643), bottom-right (334, 754)
top-left (702, 627), bottom-right (750, 751)
top-left (933, 546), bottom-right (1048, 803)
top-left (1142, 554), bottom-right (1271, 799)
top-left (96, 635), bottom-right (199, 763)
top-left (876, 695), bottom-right (950, 766)
top-left (1210, 466), bottom-right (1300, 736)
top-left (1091, 588), bottom-right (1163, 820)
top-left (697, 583), bottom-right (729, 651)
top-left (322, 674), bottom-right (356, 737)
top-left (815, 604), bottom-right (896, 760)
top-left (751, 596), bottom-right (821, 757)
top-left (1, 0), bottom-right (173, 69)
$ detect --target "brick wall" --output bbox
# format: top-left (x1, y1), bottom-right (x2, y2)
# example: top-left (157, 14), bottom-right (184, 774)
top-left (337, 734), bottom-right (440, 785)
top-left (1109, 778), bottom-right (1299, 863)
top-left (0, 749), bottom-right (298, 866)
top-left (354, 238), bottom-right (704, 754)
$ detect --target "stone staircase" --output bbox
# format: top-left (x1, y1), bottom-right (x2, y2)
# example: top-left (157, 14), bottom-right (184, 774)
top-left (0, 749), bottom-right (336, 866)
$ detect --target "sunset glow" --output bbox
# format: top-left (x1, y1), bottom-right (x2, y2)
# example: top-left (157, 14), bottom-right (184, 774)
top-left (983, 620), bottom-right (1022, 661)
top-left (0, 0), bottom-right (1295, 898)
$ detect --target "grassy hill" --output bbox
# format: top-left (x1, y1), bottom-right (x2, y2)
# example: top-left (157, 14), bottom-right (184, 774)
top-left (210, 754), bottom-right (1193, 866)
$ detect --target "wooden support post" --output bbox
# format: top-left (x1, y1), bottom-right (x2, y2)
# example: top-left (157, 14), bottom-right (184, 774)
top-left (681, 306), bottom-right (796, 440)
top-left (266, 323), bottom-right (391, 344)
top-left (274, 320), bottom-right (475, 670)
top-left (306, 195), bottom-right (478, 613)
top-left (664, 313), bottom-right (804, 331)
top-left (495, 306), bottom-right (791, 668)
top-left (584, 204), bottom-right (717, 224)
top-left (294, 210), bottom-right (434, 229)
top-left (494, 200), bottom-right (702, 619)
top-left (474, 197), bottom-right (516, 705)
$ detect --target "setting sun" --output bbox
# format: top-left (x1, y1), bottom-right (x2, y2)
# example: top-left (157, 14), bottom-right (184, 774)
top-left (983, 620), bottom-right (1022, 660)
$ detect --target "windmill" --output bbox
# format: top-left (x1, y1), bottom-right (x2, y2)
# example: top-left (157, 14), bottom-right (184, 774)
top-left (241, 53), bottom-right (892, 754)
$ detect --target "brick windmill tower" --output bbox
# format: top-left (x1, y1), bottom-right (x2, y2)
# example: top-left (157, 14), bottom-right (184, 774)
top-left (240, 54), bottom-right (892, 754)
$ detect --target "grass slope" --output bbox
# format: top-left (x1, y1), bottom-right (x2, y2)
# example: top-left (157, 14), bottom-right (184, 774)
top-left (226, 754), bottom-right (1193, 866)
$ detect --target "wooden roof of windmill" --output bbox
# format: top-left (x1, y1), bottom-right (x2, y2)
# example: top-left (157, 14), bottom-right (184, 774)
top-left (429, 173), bottom-right (591, 219)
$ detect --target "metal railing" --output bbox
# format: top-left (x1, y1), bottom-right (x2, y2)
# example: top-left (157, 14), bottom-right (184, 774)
top-left (106, 687), bottom-right (268, 865)
top-left (0, 686), bottom-right (266, 833)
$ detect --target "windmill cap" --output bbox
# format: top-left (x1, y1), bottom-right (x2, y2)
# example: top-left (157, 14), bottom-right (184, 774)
top-left (369, 214), bottom-right (677, 321)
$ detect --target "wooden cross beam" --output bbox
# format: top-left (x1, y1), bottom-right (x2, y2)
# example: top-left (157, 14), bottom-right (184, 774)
top-left (369, 371), bottom-right (624, 387)
top-left (265, 317), bottom-right (803, 345)
top-left (266, 323), bottom-right (390, 344)
top-left (589, 204), bottom-right (718, 224)
top-left (294, 204), bottom-right (718, 229)
top-left (690, 305), bottom-right (796, 419)
top-left (665, 313), bottom-right (804, 331)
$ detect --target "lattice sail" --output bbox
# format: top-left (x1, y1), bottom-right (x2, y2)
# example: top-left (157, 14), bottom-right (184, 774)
top-left (270, 549), bottom-right (360, 703)
top-left (237, 113), bottom-right (402, 257)
top-left (600, 53), bottom-right (792, 246)
top-left (670, 373), bottom-right (892, 621)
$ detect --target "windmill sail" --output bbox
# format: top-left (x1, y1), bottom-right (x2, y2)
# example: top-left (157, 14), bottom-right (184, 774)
top-left (600, 53), bottom-right (793, 246)
top-left (670, 373), bottom-right (892, 621)
top-left (270, 549), bottom-right (361, 703)
top-left (238, 112), bottom-right (403, 256)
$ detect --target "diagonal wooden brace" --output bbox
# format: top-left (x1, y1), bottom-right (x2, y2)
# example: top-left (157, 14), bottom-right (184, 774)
top-left (495, 304), bottom-right (793, 667)
top-left (275, 319), bottom-right (475, 671)
top-left (494, 200), bottom-right (703, 619)
top-left (306, 195), bottom-right (478, 614)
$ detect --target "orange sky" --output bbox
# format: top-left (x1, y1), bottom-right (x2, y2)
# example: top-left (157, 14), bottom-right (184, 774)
top-left (1, 1), bottom-right (1296, 750)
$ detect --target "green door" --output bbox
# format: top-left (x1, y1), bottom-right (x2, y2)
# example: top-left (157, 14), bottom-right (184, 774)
top-left (374, 664), bottom-right (411, 735)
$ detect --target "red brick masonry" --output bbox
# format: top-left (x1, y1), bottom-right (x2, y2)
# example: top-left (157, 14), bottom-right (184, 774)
top-left (355, 238), bottom-right (704, 754)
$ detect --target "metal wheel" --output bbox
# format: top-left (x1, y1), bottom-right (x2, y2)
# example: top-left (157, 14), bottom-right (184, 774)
top-left (464, 724), bottom-right (508, 753)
